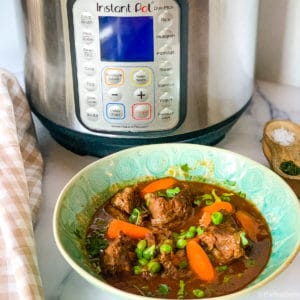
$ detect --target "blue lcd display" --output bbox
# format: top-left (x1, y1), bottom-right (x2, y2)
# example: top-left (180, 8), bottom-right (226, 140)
top-left (99, 16), bottom-right (154, 62)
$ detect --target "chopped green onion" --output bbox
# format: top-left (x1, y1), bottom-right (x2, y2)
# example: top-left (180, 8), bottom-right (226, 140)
top-left (223, 275), bottom-right (231, 283)
top-left (211, 211), bottom-right (223, 225)
top-left (177, 280), bottom-right (185, 299)
top-left (216, 265), bottom-right (228, 272)
top-left (201, 193), bottom-right (213, 200)
top-left (176, 238), bottom-right (187, 249)
top-left (205, 199), bottom-right (214, 205)
top-left (158, 284), bottom-right (170, 296)
top-left (245, 258), bottom-right (255, 267)
top-left (240, 231), bottom-right (249, 246)
top-left (160, 243), bottom-right (173, 254)
top-left (221, 193), bottom-right (234, 201)
top-left (201, 193), bottom-right (213, 205)
top-left (238, 191), bottom-right (246, 198)
top-left (193, 289), bottom-right (205, 298)
top-left (166, 187), bottom-right (181, 198)
top-left (193, 197), bottom-right (202, 206)
top-left (147, 261), bottom-right (161, 273)
top-left (224, 179), bottom-right (236, 186)
top-left (212, 189), bottom-right (222, 202)
top-left (143, 245), bottom-right (156, 260)
top-left (180, 164), bottom-right (190, 172)
top-left (129, 208), bottom-right (141, 224)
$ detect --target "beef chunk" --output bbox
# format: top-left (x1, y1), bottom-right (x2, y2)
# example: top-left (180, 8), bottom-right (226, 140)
top-left (110, 186), bottom-right (140, 214)
top-left (199, 221), bottom-right (245, 265)
top-left (159, 252), bottom-right (178, 279)
top-left (101, 233), bottom-right (136, 275)
top-left (145, 229), bottom-right (172, 249)
top-left (105, 205), bottom-right (129, 221)
top-left (158, 251), bottom-right (192, 280)
top-left (146, 188), bottom-right (193, 229)
top-left (199, 211), bottom-right (211, 228)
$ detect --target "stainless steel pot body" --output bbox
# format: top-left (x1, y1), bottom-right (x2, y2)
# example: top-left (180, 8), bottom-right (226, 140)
top-left (21, 0), bottom-right (259, 154)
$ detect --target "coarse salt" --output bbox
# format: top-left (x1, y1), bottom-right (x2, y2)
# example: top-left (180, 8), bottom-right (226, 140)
top-left (271, 127), bottom-right (295, 146)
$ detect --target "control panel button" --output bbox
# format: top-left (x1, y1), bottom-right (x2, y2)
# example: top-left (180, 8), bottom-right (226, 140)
top-left (134, 88), bottom-right (149, 102)
top-left (86, 93), bottom-right (97, 106)
top-left (106, 104), bottom-right (125, 119)
top-left (83, 62), bottom-right (96, 75)
top-left (157, 45), bottom-right (175, 58)
top-left (158, 107), bottom-right (174, 120)
top-left (158, 12), bottom-right (173, 26)
top-left (108, 88), bottom-right (122, 101)
top-left (80, 12), bottom-right (94, 26)
top-left (159, 61), bottom-right (173, 76)
top-left (156, 29), bottom-right (175, 43)
top-left (104, 68), bottom-right (124, 85)
top-left (82, 30), bottom-right (94, 44)
top-left (158, 77), bottom-right (175, 90)
top-left (132, 104), bottom-right (151, 120)
top-left (159, 92), bottom-right (173, 107)
top-left (86, 108), bottom-right (99, 121)
top-left (82, 46), bottom-right (94, 60)
top-left (85, 78), bottom-right (97, 91)
top-left (133, 69), bottom-right (150, 85)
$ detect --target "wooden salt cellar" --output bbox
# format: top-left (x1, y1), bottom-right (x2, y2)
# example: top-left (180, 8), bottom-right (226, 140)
top-left (263, 120), bottom-right (300, 198)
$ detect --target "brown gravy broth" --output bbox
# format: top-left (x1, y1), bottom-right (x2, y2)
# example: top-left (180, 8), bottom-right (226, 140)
top-left (86, 179), bottom-right (272, 298)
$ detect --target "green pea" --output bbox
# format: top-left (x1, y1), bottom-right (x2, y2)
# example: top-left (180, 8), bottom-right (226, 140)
top-left (196, 227), bottom-right (204, 235)
top-left (133, 265), bottom-right (143, 275)
top-left (143, 245), bottom-right (156, 260)
top-left (193, 289), bottom-right (205, 298)
top-left (211, 211), bottom-right (223, 225)
top-left (176, 238), bottom-right (187, 249)
top-left (147, 261), bottom-right (161, 273)
top-left (158, 284), bottom-right (170, 296)
top-left (160, 243), bottom-right (173, 254)
top-left (188, 226), bottom-right (197, 233)
top-left (138, 258), bottom-right (149, 266)
top-left (185, 230), bottom-right (196, 239)
top-left (137, 239), bottom-right (147, 251)
top-left (135, 248), bottom-right (143, 259)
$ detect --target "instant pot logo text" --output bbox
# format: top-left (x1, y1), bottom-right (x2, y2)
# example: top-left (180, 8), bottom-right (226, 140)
top-left (96, 2), bottom-right (154, 13)
top-left (96, 2), bottom-right (175, 13)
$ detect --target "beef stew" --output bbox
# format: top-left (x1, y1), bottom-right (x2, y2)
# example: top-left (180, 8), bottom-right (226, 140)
top-left (85, 178), bottom-right (271, 298)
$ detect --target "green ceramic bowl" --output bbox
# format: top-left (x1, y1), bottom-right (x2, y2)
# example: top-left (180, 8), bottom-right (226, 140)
top-left (53, 144), bottom-right (300, 300)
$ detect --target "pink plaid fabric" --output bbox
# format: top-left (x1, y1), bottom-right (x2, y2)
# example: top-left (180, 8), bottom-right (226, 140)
top-left (0, 69), bottom-right (44, 299)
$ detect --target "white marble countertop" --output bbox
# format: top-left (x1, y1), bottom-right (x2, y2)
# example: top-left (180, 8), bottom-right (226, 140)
top-left (33, 80), bottom-right (300, 300)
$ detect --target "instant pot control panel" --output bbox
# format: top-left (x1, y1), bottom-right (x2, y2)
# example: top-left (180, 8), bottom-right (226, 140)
top-left (68, 0), bottom-right (186, 133)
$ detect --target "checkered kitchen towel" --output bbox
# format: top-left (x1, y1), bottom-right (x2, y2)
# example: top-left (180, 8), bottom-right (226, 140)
top-left (0, 69), bottom-right (44, 299)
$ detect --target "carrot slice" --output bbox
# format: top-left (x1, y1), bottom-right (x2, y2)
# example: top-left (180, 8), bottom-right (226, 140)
top-left (235, 210), bottom-right (261, 242)
top-left (201, 201), bottom-right (233, 214)
top-left (186, 239), bottom-right (215, 282)
top-left (140, 177), bottom-right (178, 197)
top-left (107, 219), bottom-right (150, 240)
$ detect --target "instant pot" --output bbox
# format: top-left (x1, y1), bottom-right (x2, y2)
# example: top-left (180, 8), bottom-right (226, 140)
top-left (21, 0), bottom-right (259, 156)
